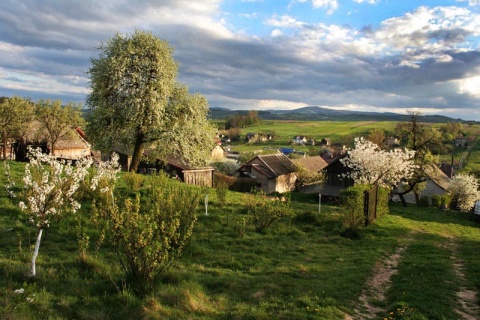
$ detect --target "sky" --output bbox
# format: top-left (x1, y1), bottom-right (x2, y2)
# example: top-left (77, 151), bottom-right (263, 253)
top-left (1, 0), bottom-right (480, 120)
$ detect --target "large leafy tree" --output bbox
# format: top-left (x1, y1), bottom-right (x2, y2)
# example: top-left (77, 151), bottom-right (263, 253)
top-left (394, 110), bottom-right (442, 206)
top-left (35, 99), bottom-right (85, 155)
top-left (0, 96), bottom-right (34, 160)
top-left (86, 30), bottom-right (215, 171)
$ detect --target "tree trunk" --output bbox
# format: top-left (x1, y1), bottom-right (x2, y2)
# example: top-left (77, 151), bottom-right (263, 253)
top-left (2, 131), bottom-right (7, 160)
top-left (414, 192), bottom-right (420, 206)
top-left (130, 132), bottom-right (145, 172)
top-left (398, 194), bottom-right (407, 208)
top-left (31, 228), bottom-right (43, 277)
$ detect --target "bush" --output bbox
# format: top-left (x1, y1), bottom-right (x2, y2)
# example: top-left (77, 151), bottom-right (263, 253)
top-left (431, 195), bottom-right (442, 208)
top-left (215, 180), bottom-right (229, 208)
top-left (93, 174), bottom-right (201, 292)
top-left (122, 171), bottom-right (145, 192)
top-left (213, 172), bottom-right (236, 188)
top-left (244, 191), bottom-right (291, 233)
top-left (419, 195), bottom-right (430, 207)
top-left (340, 185), bottom-right (368, 231)
top-left (340, 184), bottom-right (389, 230)
top-left (230, 177), bottom-right (257, 193)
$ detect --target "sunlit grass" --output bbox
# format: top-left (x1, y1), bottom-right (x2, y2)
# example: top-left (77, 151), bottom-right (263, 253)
top-left (1, 162), bottom-right (480, 319)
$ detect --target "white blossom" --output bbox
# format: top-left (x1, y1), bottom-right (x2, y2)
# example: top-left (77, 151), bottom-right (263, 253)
top-left (341, 137), bottom-right (416, 189)
top-left (9, 147), bottom-right (94, 229)
top-left (90, 152), bottom-right (121, 192)
top-left (448, 174), bottom-right (480, 211)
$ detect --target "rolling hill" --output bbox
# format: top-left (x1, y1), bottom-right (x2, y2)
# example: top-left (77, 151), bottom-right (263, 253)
top-left (208, 106), bottom-right (463, 123)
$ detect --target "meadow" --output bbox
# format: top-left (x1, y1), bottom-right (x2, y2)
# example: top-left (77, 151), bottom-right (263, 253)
top-left (1, 160), bottom-right (479, 320)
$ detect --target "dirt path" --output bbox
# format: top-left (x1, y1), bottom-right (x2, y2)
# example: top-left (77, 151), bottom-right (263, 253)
top-left (345, 244), bottom-right (409, 320)
top-left (449, 242), bottom-right (480, 320)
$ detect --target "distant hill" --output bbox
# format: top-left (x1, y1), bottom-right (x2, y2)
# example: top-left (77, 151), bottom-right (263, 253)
top-left (208, 106), bottom-right (462, 123)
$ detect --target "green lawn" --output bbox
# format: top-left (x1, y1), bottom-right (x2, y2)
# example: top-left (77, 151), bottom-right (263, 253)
top-left (1, 162), bottom-right (479, 319)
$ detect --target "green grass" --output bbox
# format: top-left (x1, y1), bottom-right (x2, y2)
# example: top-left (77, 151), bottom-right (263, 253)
top-left (227, 120), bottom-right (399, 153)
top-left (463, 139), bottom-right (480, 174)
top-left (1, 162), bottom-right (480, 319)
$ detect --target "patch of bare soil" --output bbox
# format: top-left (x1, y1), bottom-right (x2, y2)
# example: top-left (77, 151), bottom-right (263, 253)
top-left (346, 245), bottom-right (408, 320)
top-left (450, 246), bottom-right (480, 320)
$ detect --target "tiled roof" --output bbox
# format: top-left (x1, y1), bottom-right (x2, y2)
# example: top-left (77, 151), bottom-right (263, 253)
top-left (425, 164), bottom-right (451, 191)
top-left (244, 153), bottom-right (295, 178)
top-left (292, 156), bottom-right (329, 173)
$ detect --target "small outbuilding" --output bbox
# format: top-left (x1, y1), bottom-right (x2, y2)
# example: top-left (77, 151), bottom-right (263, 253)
top-left (238, 153), bottom-right (296, 194)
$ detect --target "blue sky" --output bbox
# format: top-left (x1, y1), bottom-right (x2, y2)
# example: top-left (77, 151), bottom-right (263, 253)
top-left (0, 0), bottom-right (480, 120)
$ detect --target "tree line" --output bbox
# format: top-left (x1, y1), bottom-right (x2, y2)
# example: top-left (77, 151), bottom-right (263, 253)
top-left (0, 97), bottom-right (84, 161)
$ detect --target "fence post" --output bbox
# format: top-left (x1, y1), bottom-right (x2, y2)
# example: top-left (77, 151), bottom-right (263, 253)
top-left (363, 190), bottom-right (369, 227)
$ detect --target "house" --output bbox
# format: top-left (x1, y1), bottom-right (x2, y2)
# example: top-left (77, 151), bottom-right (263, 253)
top-left (238, 153), bottom-right (297, 194)
top-left (439, 163), bottom-right (455, 179)
top-left (14, 122), bottom-right (91, 161)
top-left (0, 139), bottom-right (15, 160)
top-left (396, 164), bottom-right (451, 205)
top-left (162, 158), bottom-right (215, 187)
top-left (455, 136), bottom-right (468, 147)
top-left (293, 136), bottom-right (307, 145)
top-left (245, 133), bottom-right (273, 143)
top-left (211, 145), bottom-right (225, 162)
top-left (320, 150), bottom-right (342, 164)
top-left (279, 148), bottom-right (295, 156)
top-left (321, 154), bottom-right (354, 197)
top-left (320, 138), bottom-right (331, 146)
top-left (245, 133), bottom-right (257, 143)
top-left (102, 147), bottom-right (132, 171)
top-left (291, 156), bottom-right (329, 193)
top-left (331, 143), bottom-right (347, 155)
top-left (53, 127), bottom-right (91, 160)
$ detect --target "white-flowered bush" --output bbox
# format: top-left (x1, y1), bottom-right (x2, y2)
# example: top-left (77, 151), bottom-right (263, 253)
top-left (341, 137), bottom-right (416, 189)
top-left (7, 148), bottom-right (93, 229)
top-left (448, 173), bottom-right (480, 211)
top-left (4, 147), bottom-right (120, 276)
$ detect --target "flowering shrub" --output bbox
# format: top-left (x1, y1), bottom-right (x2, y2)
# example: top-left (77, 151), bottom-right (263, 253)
top-left (5, 148), bottom-right (94, 276)
top-left (341, 137), bottom-right (416, 189)
top-left (448, 173), bottom-right (480, 211)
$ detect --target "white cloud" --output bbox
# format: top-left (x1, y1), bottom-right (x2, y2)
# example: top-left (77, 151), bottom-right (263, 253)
top-left (458, 75), bottom-right (480, 97)
top-left (265, 15), bottom-right (304, 28)
top-left (312, 0), bottom-right (339, 14)
top-left (353, 0), bottom-right (379, 4)
top-left (271, 29), bottom-right (284, 37)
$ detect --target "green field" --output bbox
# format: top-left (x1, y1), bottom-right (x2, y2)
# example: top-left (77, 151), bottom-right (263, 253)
top-left (222, 120), bottom-right (480, 174)
top-left (1, 162), bottom-right (479, 319)
top-left (238, 120), bottom-right (398, 143)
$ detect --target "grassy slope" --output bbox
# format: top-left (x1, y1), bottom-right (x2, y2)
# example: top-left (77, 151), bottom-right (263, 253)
top-left (238, 120), bottom-right (397, 142)
top-left (1, 162), bottom-right (479, 320)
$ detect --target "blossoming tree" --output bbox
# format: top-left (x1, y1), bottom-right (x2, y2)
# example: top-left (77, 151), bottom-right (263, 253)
top-left (448, 174), bottom-right (480, 211)
top-left (341, 137), bottom-right (416, 189)
top-left (5, 148), bottom-right (119, 277)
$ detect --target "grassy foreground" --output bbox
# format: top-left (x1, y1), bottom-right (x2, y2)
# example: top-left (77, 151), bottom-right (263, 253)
top-left (1, 162), bottom-right (479, 319)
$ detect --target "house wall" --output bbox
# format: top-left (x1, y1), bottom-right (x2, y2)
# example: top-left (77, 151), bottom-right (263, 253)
top-left (54, 147), bottom-right (91, 160)
top-left (400, 179), bottom-right (446, 204)
top-left (272, 173), bottom-right (296, 193)
top-left (299, 182), bottom-right (323, 194)
top-left (183, 170), bottom-right (214, 187)
top-left (250, 167), bottom-right (269, 192)
top-left (211, 146), bottom-right (224, 161)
